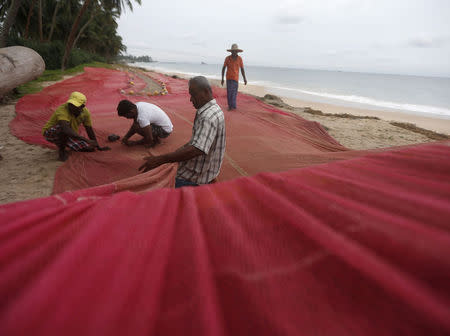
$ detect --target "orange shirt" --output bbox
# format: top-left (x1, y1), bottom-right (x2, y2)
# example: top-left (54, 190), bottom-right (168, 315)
top-left (224, 55), bottom-right (243, 81)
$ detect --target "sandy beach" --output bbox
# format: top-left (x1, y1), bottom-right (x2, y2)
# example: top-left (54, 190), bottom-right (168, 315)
top-left (168, 70), bottom-right (449, 148)
top-left (1, 66), bottom-right (448, 204)
top-left (238, 83), bottom-right (450, 134)
top-left (234, 81), bottom-right (450, 150)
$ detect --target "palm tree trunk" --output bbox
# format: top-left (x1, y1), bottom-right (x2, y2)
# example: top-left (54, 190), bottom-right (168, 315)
top-left (38, 0), bottom-right (43, 41)
top-left (73, 7), bottom-right (96, 49)
top-left (61, 0), bottom-right (92, 70)
top-left (47, 0), bottom-right (60, 42)
top-left (0, 0), bottom-right (24, 47)
top-left (24, 0), bottom-right (37, 39)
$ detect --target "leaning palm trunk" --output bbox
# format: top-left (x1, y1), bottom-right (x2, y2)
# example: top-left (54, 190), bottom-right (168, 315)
top-left (24, 0), bottom-right (37, 39)
top-left (0, 0), bottom-right (24, 48)
top-left (61, 0), bottom-right (92, 70)
top-left (73, 6), bottom-right (97, 49)
top-left (47, 0), bottom-right (60, 42)
top-left (38, 0), bottom-right (43, 41)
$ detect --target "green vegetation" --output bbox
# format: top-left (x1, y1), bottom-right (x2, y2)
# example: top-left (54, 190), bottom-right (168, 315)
top-left (117, 55), bottom-right (154, 63)
top-left (1, 0), bottom-right (142, 69)
top-left (13, 62), bottom-right (115, 98)
top-left (10, 37), bottom-right (106, 69)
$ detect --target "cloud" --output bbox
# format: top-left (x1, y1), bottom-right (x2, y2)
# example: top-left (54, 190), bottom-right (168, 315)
top-left (127, 41), bottom-right (149, 49)
top-left (273, 0), bottom-right (306, 25)
top-left (407, 35), bottom-right (449, 48)
top-left (192, 41), bottom-right (207, 47)
top-left (325, 50), bottom-right (338, 56)
top-left (274, 15), bottom-right (303, 25)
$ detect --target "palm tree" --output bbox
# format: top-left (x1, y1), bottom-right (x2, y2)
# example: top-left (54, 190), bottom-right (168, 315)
top-left (24, 0), bottom-right (36, 39)
top-left (61, 0), bottom-right (141, 70)
top-left (73, 1), bottom-right (98, 48)
top-left (60, 0), bottom-right (91, 70)
top-left (47, 0), bottom-right (60, 41)
top-left (105, 0), bottom-right (140, 16)
top-left (37, 0), bottom-right (43, 40)
top-left (0, 0), bottom-right (24, 47)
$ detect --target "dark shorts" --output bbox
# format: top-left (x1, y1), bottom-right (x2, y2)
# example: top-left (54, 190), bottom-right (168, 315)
top-left (44, 125), bottom-right (90, 151)
top-left (174, 178), bottom-right (217, 188)
top-left (151, 124), bottom-right (171, 139)
top-left (175, 178), bottom-right (199, 188)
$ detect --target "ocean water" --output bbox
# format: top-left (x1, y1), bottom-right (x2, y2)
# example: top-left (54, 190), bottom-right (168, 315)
top-left (135, 61), bottom-right (450, 119)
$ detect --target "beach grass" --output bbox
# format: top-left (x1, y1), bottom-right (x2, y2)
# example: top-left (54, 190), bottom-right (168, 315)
top-left (13, 62), bottom-right (115, 98)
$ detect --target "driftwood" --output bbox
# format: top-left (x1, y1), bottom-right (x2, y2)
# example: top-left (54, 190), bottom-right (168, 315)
top-left (0, 46), bottom-right (45, 97)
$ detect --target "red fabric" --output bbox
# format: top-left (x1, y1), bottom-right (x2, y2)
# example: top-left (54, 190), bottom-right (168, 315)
top-left (1, 142), bottom-right (449, 335)
top-left (10, 67), bottom-right (363, 194)
top-left (5, 67), bottom-right (450, 334)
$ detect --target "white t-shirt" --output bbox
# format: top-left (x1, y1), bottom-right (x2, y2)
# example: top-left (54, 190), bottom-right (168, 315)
top-left (136, 102), bottom-right (173, 133)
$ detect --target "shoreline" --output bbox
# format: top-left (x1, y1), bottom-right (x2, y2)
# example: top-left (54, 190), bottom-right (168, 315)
top-left (240, 83), bottom-right (450, 134)
top-left (146, 67), bottom-right (450, 135)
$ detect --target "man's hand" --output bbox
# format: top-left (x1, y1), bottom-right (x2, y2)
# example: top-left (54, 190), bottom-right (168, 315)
top-left (221, 79), bottom-right (224, 86)
top-left (123, 139), bottom-right (140, 146)
top-left (85, 139), bottom-right (97, 149)
top-left (144, 142), bottom-right (156, 149)
top-left (139, 155), bottom-right (165, 173)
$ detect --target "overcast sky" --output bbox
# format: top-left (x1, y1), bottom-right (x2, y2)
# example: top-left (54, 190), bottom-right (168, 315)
top-left (117, 0), bottom-right (450, 77)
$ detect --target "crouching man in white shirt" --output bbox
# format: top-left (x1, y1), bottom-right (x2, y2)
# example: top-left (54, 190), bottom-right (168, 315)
top-left (117, 100), bottom-right (173, 147)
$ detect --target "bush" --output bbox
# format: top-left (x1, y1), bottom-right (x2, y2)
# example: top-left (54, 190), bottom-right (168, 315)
top-left (68, 48), bottom-right (105, 68)
top-left (8, 38), bottom-right (105, 70)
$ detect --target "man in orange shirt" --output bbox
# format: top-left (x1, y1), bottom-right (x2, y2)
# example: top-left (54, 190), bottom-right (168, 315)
top-left (221, 44), bottom-right (248, 110)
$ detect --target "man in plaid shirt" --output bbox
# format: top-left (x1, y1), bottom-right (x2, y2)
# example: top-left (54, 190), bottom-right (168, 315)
top-left (139, 76), bottom-right (226, 188)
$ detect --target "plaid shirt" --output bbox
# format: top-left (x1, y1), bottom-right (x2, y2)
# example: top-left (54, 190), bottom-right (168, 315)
top-left (176, 99), bottom-right (226, 184)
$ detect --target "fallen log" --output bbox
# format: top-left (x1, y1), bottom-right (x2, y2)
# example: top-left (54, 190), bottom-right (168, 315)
top-left (0, 46), bottom-right (45, 97)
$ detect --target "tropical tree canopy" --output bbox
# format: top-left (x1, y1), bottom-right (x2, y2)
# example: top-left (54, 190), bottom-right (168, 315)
top-left (0, 0), bottom-right (141, 68)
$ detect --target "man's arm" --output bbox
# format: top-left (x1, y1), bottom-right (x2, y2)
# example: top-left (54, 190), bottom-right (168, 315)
top-left (85, 126), bottom-right (98, 147)
top-left (121, 124), bottom-right (137, 145)
top-left (241, 67), bottom-right (247, 85)
top-left (221, 65), bottom-right (226, 86)
top-left (58, 121), bottom-right (94, 144)
top-left (139, 144), bottom-right (203, 173)
top-left (85, 125), bottom-right (111, 151)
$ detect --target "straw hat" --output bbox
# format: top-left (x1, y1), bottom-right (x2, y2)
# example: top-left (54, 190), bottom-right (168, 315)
top-left (227, 44), bottom-right (243, 52)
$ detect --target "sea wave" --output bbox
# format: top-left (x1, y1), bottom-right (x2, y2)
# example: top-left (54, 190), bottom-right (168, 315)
top-left (272, 86), bottom-right (450, 117)
top-left (137, 64), bottom-right (222, 80)
top-left (136, 63), bottom-right (450, 117)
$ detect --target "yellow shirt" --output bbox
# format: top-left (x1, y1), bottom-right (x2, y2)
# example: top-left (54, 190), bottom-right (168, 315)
top-left (42, 103), bottom-right (92, 135)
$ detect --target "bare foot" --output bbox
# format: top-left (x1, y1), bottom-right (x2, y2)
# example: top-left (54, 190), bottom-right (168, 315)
top-left (79, 147), bottom-right (95, 152)
top-left (58, 149), bottom-right (69, 161)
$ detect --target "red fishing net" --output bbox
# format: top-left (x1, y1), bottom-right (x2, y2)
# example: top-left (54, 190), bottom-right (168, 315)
top-left (2, 67), bottom-right (449, 335)
top-left (11, 67), bottom-right (363, 193)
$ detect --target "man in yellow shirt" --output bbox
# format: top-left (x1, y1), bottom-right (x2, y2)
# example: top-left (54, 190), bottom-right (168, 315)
top-left (42, 92), bottom-right (108, 161)
top-left (221, 44), bottom-right (248, 110)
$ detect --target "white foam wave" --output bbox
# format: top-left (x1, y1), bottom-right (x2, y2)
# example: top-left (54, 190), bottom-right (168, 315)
top-left (272, 86), bottom-right (450, 117)
top-left (135, 63), bottom-right (221, 80)
top-left (134, 63), bottom-right (450, 117)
